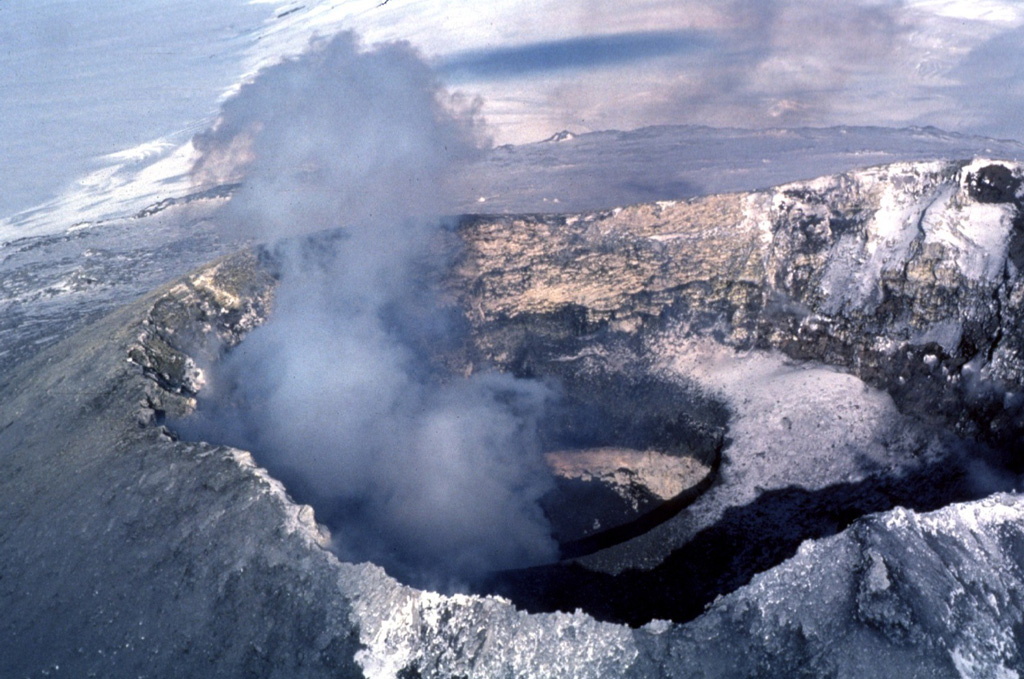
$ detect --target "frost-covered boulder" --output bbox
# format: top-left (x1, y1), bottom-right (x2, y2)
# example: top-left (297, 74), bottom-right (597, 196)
top-left (649, 494), bottom-right (1024, 679)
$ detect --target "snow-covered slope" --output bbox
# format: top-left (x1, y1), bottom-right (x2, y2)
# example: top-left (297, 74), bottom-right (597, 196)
top-left (468, 126), bottom-right (1024, 214)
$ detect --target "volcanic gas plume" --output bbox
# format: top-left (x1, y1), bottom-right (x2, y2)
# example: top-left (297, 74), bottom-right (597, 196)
top-left (179, 33), bottom-right (559, 588)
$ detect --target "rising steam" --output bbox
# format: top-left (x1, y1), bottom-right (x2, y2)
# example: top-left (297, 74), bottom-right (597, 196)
top-left (181, 33), bottom-right (558, 588)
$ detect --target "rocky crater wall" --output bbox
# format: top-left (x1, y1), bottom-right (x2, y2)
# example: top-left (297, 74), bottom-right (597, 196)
top-left (453, 159), bottom-right (1024, 457)
top-left (10, 158), bottom-right (1024, 677)
top-left (133, 158), bottom-right (1024, 623)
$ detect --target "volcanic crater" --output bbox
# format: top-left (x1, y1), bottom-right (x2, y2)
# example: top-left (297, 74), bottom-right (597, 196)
top-left (165, 237), bottom-right (731, 593)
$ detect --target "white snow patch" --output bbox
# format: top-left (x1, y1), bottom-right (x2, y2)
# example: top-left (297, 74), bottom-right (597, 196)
top-left (745, 192), bottom-right (776, 246)
top-left (812, 159), bottom-right (1015, 309)
top-left (950, 647), bottom-right (1020, 679)
top-left (225, 446), bottom-right (329, 546)
top-left (349, 573), bottom-right (639, 679)
top-left (924, 198), bottom-right (1012, 280)
top-left (102, 139), bottom-right (177, 164)
top-left (839, 180), bottom-right (930, 305)
top-left (0, 141), bottom-right (200, 243)
top-left (911, 0), bottom-right (1024, 25)
top-left (939, 494), bottom-right (1024, 534)
top-left (648, 233), bottom-right (687, 243)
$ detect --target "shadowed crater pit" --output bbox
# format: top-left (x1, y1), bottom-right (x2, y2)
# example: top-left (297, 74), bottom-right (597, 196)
top-left (481, 454), bottom-right (992, 627)
top-left (176, 318), bottom-right (730, 583)
top-left (534, 364), bottom-right (726, 558)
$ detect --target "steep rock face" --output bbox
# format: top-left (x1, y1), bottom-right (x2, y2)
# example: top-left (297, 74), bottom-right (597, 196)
top-left (455, 159), bottom-right (1024, 453)
top-left (128, 250), bottom-right (276, 408)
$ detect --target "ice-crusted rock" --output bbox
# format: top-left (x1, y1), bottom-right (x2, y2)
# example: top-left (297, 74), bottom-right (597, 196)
top-left (644, 494), bottom-right (1024, 678)
top-left (335, 493), bottom-right (1024, 678)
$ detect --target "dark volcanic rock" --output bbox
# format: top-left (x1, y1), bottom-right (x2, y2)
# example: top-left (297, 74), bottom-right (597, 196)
top-left (965, 163), bottom-right (1022, 204)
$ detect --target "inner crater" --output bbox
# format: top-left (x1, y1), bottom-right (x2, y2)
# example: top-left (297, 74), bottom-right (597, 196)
top-left (162, 245), bottom-right (729, 597)
top-left (526, 358), bottom-right (726, 560)
top-left (178, 307), bottom-right (729, 577)
top-left (154, 241), bottom-right (988, 631)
